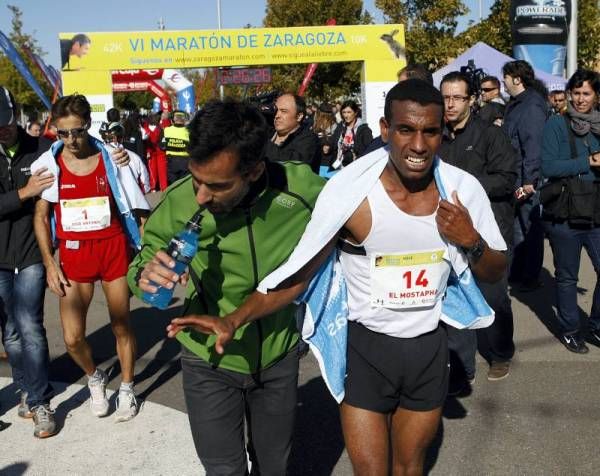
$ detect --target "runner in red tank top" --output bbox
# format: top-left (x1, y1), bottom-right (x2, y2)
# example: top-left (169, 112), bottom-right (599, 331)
top-left (54, 153), bottom-right (123, 241)
top-left (33, 95), bottom-right (140, 425)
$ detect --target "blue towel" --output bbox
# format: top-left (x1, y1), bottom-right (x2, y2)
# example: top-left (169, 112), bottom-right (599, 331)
top-left (297, 250), bottom-right (348, 402)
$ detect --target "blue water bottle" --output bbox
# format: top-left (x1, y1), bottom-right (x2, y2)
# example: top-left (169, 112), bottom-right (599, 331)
top-left (142, 209), bottom-right (204, 309)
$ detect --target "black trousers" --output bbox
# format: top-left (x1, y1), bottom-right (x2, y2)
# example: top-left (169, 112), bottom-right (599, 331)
top-left (447, 271), bottom-right (515, 375)
top-left (180, 347), bottom-right (299, 476)
top-left (476, 272), bottom-right (515, 363)
top-left (511, 198), bottom-right (544, 283)
top-left (167, 156), bottom-right (190, 185)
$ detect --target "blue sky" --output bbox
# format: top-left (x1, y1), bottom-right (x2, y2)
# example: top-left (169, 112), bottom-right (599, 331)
top-left (0, 0), bottom-right (491, 69)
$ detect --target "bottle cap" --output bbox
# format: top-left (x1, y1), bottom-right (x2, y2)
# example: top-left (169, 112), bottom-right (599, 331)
top-left (187, 208), bottom-right (204, 230)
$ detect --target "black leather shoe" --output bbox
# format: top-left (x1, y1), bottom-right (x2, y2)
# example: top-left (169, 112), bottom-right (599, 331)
top-left (585, 329), bottom-right (600, 348)
top-left (560, 334), bottom-right (589, 354)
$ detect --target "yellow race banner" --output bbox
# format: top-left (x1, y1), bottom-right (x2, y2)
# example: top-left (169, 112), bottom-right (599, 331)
top-left (59, 25), bottom-right (405, 73)
top-left (59, 24), bottom-right (405, 136)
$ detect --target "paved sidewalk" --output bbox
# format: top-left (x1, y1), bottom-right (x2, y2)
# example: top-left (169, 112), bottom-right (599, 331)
top-left (0, 377), bottom-right (200, 475)
top-left (1, 238), bottom-right (599, 475)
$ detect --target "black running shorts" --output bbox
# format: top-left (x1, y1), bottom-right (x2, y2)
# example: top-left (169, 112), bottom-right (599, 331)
top-left (344, 321), bottom-right (449, 413)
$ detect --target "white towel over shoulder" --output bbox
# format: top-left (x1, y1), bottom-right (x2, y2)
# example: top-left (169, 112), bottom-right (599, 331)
top-left (258, 146), bottom-right (506, 293)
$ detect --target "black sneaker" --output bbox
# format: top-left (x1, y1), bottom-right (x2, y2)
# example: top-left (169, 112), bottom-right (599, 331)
top-left (586, 329), bottom-right (600, 348)
top-left (560, 334), bottom-right (589, 354)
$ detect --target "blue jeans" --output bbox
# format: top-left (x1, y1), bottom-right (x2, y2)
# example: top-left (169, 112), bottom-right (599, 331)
top-left (544, 222), bottom-right (600, 335)
top-left (0, 263), bottom-right (53, 407)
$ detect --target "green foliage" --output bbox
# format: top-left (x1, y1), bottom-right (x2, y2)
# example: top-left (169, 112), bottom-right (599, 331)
top-left (6, 4), bottom-right (45, 55)
top-left (375, 0), bottom-right (468, 69)
top-left (1, 5), bottom-right (51, 112)
top-left (376, 0), bottom-right (599, 75)
top-left (458, 0), bottom-right (512, 57)
top-left (577, 0), bottom-right (600, 69)
top-left (189, 69), bottom-right (219, 106)
top-left (0, 5), bottom-right (53, 113)
top-left (264, 0), bottom-right (372, 101)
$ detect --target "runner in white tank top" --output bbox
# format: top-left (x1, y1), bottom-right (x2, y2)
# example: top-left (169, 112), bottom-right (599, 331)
top-left (340, 179), bottom-right (451, 337)
top-left (169, 80), bottom-right (508, 476)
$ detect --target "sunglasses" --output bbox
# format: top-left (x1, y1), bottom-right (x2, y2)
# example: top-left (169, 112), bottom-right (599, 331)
top-left (56, 126), bottom-right (88, 139)
top-left (481, 87), bottom-right (498, 92)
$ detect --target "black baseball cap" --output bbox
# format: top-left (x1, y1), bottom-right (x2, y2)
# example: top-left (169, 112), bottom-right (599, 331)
top-left (0, 86), bottom-right (17, 127)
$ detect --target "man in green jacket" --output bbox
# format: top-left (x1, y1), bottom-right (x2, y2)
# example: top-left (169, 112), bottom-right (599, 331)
top-left (128, 100), bottom-right (324, 475)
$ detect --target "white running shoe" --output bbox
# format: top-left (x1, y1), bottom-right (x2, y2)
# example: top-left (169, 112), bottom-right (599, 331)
top-left (88, 369), bottom-right (109, 417)
top-left (114, 390), bottom-right (138, 423)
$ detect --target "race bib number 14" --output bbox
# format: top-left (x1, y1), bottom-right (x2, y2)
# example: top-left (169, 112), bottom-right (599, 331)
top-left (370, 249), bottom-right (449, 309)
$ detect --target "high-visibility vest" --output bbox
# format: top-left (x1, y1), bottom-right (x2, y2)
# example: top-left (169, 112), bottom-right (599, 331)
top-left (163, 125), bottom-right (190, 158)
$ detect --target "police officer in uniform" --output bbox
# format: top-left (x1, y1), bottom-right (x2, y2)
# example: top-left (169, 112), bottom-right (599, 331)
top-left (160, 110), bottom-right (190, 184)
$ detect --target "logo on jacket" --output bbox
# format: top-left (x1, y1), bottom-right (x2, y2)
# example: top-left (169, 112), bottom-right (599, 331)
top-left (275, 196), bottom-right (296, 209)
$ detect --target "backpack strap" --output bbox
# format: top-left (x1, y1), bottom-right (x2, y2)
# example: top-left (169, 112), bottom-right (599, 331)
top-left (562, 114), bottom-right (578, 160)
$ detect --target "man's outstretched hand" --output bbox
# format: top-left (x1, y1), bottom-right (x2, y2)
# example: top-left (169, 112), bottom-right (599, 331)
top-left (167, 315), bottom-right (235, 354)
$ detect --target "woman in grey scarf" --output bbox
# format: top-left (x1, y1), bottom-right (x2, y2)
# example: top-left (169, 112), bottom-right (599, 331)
top-left (541, 69), bottom-right (600, 354)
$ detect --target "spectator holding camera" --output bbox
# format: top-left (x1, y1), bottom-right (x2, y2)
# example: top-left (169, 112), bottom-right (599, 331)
top-left (331, 100), bottom-right (373, 169)
top-left (541, 69), bottom-right (600, 354)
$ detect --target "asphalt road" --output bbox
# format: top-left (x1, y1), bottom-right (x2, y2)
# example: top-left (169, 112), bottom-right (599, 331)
top-left (2, 209), bottom-right (599, 474)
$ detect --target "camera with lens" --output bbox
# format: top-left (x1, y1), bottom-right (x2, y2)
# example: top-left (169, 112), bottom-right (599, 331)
top-left (460, 60), bottom-right (486, 97)
top-left (246, 91), bottom-right (279, 131)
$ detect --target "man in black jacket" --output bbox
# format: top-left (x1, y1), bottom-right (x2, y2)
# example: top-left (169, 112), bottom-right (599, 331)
top-left (438, 72), bottom-right (517, 385)
top-left (0, 87), bottom-right (56, 437)
top-left (264, 93), bottom-right (320, 173)
top-left (502, 60), bottom-right (548, 291)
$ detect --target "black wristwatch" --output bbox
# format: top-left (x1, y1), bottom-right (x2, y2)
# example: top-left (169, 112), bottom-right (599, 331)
top-left (462, 235), bottom-right (486, 263)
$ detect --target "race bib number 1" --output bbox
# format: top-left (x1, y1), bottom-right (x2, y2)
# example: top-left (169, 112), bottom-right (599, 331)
top-left (60, 196), bottom-right (111, 232)
top-left (370, 249), bottom-right (449, 309)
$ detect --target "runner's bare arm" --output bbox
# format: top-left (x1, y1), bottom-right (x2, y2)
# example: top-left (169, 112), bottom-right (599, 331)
top-left (33, 199), bottom-right (69, 296)
top-left (436, 191), bottom-right (506, 283)
top-left (167, 233), bottom-right (339, 354)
